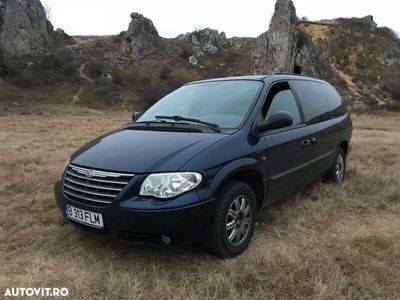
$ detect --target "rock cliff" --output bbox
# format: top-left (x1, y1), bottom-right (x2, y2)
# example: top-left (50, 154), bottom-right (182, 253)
top-left (0, 0), bottom-right (50, 58)
top-left (0, 0), bottom-right (73, 61)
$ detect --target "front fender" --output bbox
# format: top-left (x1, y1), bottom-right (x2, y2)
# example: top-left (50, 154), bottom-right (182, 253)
top-left (196, 157), bottom-right (266, 203)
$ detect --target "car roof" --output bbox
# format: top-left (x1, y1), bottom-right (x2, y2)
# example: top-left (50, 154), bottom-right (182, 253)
top-left (186, 73), bottom-right (329, 85)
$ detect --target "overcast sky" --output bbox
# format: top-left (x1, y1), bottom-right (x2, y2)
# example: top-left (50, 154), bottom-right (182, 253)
top-left (41, 0), bottom-right (399, 38)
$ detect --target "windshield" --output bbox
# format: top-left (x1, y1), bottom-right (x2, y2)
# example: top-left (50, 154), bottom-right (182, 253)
top-left (138, 80), bottom-right (263, 129)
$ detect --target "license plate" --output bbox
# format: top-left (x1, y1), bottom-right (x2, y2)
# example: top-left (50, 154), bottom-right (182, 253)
top-left (65, 204), bottom-right (104, 229)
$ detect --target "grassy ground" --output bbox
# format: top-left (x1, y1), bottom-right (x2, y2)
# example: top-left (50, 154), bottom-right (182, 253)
top-left (0, 105), bottom-right (399, 299)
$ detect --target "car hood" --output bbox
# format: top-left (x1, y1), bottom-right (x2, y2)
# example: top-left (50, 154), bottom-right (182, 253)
top-left (70, 128), bottom-right (228, 173)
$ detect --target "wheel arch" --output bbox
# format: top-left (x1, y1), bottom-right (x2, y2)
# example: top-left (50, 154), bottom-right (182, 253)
top-left (338, 140), bottom-right (349, 156)
top-left (211, 158), bottom-right (266, 212)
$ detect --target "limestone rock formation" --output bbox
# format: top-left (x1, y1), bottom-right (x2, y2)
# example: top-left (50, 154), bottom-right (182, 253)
top-left (252, 0), bottom-right (298, 73)
top-left (118, 12), bottom-right (161, 61)
top-left (0, 0), bottom-right (49, 58)
top-left (251, 0), bottom-right (342, 90)
top-left (0, 0), bottom-right (73, 61)
top-left (178, 28), bottom-right (230, 57)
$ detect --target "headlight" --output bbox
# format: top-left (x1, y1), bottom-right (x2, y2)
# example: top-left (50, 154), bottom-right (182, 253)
top-left (140, 172), bottom-right (202, 199)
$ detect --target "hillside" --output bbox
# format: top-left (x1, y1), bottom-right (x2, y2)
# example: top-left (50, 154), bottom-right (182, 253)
top-left (0, 0), bottom-right (399, 113)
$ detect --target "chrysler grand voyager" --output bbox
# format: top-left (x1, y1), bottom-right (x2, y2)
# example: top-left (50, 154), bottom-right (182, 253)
top-left (54, 74), bottom-right (352, 257)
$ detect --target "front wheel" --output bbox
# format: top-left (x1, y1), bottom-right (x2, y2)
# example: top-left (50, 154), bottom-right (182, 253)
top-left (205, 180), bottom-right (257, 258)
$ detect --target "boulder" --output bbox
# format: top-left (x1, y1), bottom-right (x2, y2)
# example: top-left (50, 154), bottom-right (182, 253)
top-left (188, 56), bottom-right (198, 65)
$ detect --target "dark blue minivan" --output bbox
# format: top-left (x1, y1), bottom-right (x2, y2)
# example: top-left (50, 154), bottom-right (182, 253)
top-left (54, 74), bottom-right (352, 257)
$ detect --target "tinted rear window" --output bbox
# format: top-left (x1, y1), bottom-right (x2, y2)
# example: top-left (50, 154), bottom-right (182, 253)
top-left (319, 83), bottom-right (346, 117)
top-left (291, 80), bottom-right (345, 123)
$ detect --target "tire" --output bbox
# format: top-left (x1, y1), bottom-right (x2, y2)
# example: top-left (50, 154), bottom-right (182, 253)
top-left (326, 148), bottom-right (346, 183)
top-left (205, 180), bottom-right (257, 258)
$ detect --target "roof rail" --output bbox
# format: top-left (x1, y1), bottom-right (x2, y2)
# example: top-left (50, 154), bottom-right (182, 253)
top-left (272, 72), bottom-right (317, 78)
top-left (272, 72), bottom-right (302, 76)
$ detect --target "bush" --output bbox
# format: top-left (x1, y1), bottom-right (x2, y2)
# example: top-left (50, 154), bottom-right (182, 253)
top-left (179, 47), bottom-right (192, 59)
top-left (159, 65), bottom-right (172, 80)
top-left (86, 62), bottom-right (105, 78)
top-left (380, 72), bottom-right (400, 101)
top-left (137, 77), bottom-right (170, 106)
top-left (0, 63), bottom-right (9, 77)
top-left (40, 54), bottom-right (63, 69)
top-left (113, 73), bottom-right (124, 86)
top-left (63, 64), bottom-right (82, 84)
top-left (297, 30), bottom-right (310, 49)
top-left (63, 64), bottom-right (77, 77)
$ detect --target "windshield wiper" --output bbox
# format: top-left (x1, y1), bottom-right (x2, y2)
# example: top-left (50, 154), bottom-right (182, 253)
top-left (155, 115), bottom-right (221, 132)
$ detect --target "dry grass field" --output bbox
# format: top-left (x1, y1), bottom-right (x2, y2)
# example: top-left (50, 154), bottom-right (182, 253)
top-left (0, 105), bottom-right (399, 299)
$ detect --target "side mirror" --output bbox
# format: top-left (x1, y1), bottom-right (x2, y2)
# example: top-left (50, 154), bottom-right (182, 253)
top-left (132, 112), bottom-right (142, 122)
top-left (255, 111), bottom-right (293, 134)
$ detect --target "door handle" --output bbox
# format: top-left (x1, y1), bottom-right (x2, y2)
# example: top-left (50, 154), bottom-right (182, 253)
top-left (311, 137), bottom-right (320, 145)
top-left (301, 139), bottom-right (310, 147)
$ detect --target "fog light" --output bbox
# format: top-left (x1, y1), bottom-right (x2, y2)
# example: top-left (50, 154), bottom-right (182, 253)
top-left (161, 235), bottom-right (172, 245)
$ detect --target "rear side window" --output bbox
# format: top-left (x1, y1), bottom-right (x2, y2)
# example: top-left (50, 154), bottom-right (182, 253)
top-left (291, 80), bottom-right (345, 124)
top-left (319, 83), bottom-right (346, 118)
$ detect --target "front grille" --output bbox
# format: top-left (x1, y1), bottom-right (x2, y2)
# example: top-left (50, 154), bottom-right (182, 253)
top-left (63, 164), bottom-right (135, 207)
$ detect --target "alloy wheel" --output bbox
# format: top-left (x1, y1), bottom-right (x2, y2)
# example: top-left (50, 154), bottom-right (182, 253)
top-left (225, 195), bottom-right (252, 246)
top-left (335, 153), bottom-right (345, 182)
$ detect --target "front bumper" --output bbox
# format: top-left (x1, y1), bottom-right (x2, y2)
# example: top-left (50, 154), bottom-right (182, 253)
top-left (54, 179), bottom-right (214, 245)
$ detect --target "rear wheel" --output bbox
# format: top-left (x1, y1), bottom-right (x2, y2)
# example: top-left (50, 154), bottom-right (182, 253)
top-left (205, 180), bottom-right (257, 258)
top-left (326, 148), bottom-right (346, 183)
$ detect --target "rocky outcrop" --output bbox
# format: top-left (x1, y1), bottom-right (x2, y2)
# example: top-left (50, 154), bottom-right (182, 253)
top-left (178, 28), bottom-right (230, 57)
top-left (0, 0), bottom-right (50, 57)
top-left (0, 0), bottom-right (73, 61)
top-left (50, 27), bottom-right (75, 49)
top-left (300, 15), bottom-right (400, 105)
top-left (117, 12), bottom-right (161, 61)
top-left (252, 0), bottom-right (298, 73)
top-left (251, 0), bottom-right (343, 89)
